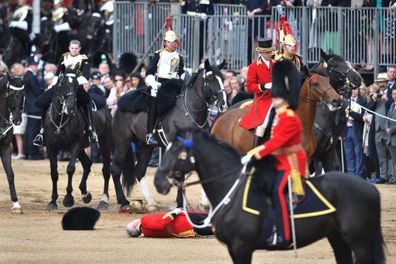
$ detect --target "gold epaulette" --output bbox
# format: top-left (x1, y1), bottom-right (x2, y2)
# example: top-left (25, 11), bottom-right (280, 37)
top-left (81, 54), bottom-right (88, 60)
top-left (273, 52), bottom-right (283, 61)
top-left (155, 49), bottom-right (161, 54)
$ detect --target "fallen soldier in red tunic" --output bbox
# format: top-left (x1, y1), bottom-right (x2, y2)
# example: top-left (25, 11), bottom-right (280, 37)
top-left (126, 208), bottom-right (213, 238)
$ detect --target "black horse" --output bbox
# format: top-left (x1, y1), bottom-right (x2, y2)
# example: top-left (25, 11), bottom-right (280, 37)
top-left (111, 60), bottom-right (228, 211)
top-left (2, 34), bottom-right (27, 68)
top-left (0, 74), bottom-right (24, 213)
top-left (155, 128), bottom-right (385, 264)
top-left (311, 50), bottom-right (363, 173)
top-left (43, 68), bottom-right (113, 210)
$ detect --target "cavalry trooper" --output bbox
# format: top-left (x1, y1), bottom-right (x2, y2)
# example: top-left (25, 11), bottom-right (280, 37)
top-left (8, 0), bottom-right (32, 56)
top-left (239, 38), bottom-right (275, 146)
top-left (33, 39), bottom-right (98, 147)
top-left (52, 0), bottom-right (71, 32)
top-left (144, 29), bottom-right (184, 145)
top-left (273, 20), bottom-right (308, 81)
top-left (241, 60), bottom-right (308, 248)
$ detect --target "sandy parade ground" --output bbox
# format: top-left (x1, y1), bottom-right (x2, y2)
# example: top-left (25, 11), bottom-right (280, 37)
top-left (0, 159), bottom-right (395, 264)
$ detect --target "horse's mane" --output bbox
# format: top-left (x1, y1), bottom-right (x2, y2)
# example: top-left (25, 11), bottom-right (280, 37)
top-left (193, 129), bottom-right (241, 161)
top-left (187, 66), bottom-right (224, 89)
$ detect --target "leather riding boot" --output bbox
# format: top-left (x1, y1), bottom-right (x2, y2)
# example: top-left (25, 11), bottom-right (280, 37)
top-left (146, 95), bottom-right (158, 145)
top-left (84, 102), bottom-right (98, 144)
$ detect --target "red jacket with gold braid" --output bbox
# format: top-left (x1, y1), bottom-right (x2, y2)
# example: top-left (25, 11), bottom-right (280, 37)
top-left (141, 212), bottom-right (197, 238)
top-left (249, 107), bottom-right (307, 176)
top-left (239, 58), bottom-right (273, 130)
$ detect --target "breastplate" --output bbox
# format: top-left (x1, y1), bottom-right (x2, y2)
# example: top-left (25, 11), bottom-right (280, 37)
top-left (157, 50), bottom-right (180, 79)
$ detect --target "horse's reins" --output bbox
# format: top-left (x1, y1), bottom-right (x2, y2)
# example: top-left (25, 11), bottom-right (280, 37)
top-left (48, 73), bottom-right (76, 134)
top-left (0, 79), bottom-right (24, 139)
top-left (299, 74), bottom-right (335, 106)
top-left (183, 70), bottom-right (225, 128)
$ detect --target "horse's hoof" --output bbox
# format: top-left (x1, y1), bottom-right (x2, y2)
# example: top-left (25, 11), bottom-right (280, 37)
top-left (47, 202), bottom-right (58, 211)
top-left (11, 203), bottom-right (23, 214)
top-left (118, 204), bottom-right (132, 214)
top-left (82, 192), bottom-right (92, 204)
top-left (63, 195), bottom-right (74, 207)
top-left (97, 200), bottom-right (109, 210)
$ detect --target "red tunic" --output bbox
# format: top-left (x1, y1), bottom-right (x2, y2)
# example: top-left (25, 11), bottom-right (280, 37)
top-left (248, 107), bottom-right (307, 241)
top-left (239, 58), bottom-right (273, 130)
top-left (140, 212), bottom-right (203, 238)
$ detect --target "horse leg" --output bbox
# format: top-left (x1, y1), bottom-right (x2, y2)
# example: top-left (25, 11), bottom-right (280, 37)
top-left (62, 144), bottom-right (81, 207)
top-left (110, 140), bottom-right (131, 207)
top-left (78, 150), bottom-right (93, 204)
top-left (227, 241), bottom-right (253, 264)
top-left (198, 188), bottom-right (210, 211)
top-left (47, 149), bottom-right (59, 210)
top-left (135, 146), bottom-right (158, 211)
top-left (0, 146), bottom-right (21, 213)
top-left (98, 139), bottom-right (111, 210)
top-left (327, 231), bottom-right (353, 263)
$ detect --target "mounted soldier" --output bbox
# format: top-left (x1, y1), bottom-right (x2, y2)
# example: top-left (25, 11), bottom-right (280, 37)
top-left (144, 28), bottom-right (184, 145)
top-left (33, 39), bottom-right (98, 147)
top-left (273, 18), bottom-right (308, 81)
top-left (8, 0), bottom-right (32, 56)
top-left (242, 60), bottom-right (307, 248)
top-left (239, 38), bottom-right (275, 146)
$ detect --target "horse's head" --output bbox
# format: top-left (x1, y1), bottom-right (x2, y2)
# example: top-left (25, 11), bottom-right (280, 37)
top-left (55, 68), bottom-right (79, 116)
top-left (155, 128), bottom-right (196, 195)
top-left (86, 13), bottom-right (102, 40)
top-left (304, 74), bottom-right (342, 111)
top-left (320, 49), bottom-right (362, 98)
top-left (1, 74), bottom-right (25, 125)
top-left (200, 59), bottom-right (228, 114)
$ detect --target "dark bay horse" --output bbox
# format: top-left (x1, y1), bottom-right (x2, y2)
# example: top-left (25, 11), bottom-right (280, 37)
top-left (0, 74), bottom-right (24, 213)
top-left (111, 60), bottom-right (228, 211)
top-left (212, 74), bottom-right (342, 160)
top-left (154, 128), bottom-right (385, 264)
top-left (43, 69), bottom-right (113, 211)
top-left (311, 50), bottom-right (363, 173)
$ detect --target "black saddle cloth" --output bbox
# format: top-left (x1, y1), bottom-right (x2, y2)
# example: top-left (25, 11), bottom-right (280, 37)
top-left (118, 79), bottom-right (183, 116)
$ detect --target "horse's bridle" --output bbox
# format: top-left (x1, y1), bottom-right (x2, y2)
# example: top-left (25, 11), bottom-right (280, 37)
top-left (49, 73), bottom-right (77, 133)
top-left (183, 70), bottom-right (227, 128)
top-left (299, 74), bottom-right (337, 108)
top-left (322, 57), bottom-right (358, 97)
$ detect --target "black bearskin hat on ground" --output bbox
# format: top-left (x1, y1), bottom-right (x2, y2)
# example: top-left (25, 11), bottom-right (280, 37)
top-left (62, 207), bottom-right (101, 230)
top-left (271, 60), bottom-right (301, 110)
top-left (118, 52), bottom-right (137, 75)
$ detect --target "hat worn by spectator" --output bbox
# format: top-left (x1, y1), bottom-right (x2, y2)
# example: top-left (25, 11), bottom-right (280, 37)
top-left (91, 71), bottom-right (101, 80)
top-left (61, 207), bottom-right (101, 230)
top-left (256, 38), bottom-right (274, 53)
top-left (375, 72), bottom-right (389, 83)
top-left (27, 56), bottom-right (39, 66)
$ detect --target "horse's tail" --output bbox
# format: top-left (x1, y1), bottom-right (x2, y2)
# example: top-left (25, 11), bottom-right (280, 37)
top-left (373, 197), bottom-right (386, 264)
top-left (121, 145), bottom-right (136, 196)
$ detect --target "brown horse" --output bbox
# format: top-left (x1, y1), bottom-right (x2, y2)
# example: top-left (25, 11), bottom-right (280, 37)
top-left (211, 74), bottom-right (342, 160)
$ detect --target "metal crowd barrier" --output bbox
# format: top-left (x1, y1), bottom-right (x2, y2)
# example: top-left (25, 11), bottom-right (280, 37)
top-left (114, 2), bottom-right (395, 75)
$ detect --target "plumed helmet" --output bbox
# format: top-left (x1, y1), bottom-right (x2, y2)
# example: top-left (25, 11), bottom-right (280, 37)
top-left (280, 20), bottom-right (297, 47)
top-left (54, 0), bottom-right (63, 6)
top-left (118, 52), bottom-right (137, 75)
top-left (284, 34), bottom-right (297, 46)
top-left (126, 219), bottom-right (142, 237)
top-left (164, 30), bottom-right (177, 42)
top-left (271, 60), bottom-right (301, 110)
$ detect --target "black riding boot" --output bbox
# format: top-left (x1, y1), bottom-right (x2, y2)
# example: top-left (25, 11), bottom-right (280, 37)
top-left (146, 95), bottom-right (158, 145)
top-left (83, 102), bottom-right (98, 144)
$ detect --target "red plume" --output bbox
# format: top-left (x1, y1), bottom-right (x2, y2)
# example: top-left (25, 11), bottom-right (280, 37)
top-left (163, 16), bottom-right (182, 48)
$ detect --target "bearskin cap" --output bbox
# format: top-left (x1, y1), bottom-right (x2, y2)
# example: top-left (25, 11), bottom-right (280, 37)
top-left (61, 207), bottom-right (100, 230)
top-left (118, 52), bottom-right (137, 75)
top-left (271, 60), bottom-right (301, 110)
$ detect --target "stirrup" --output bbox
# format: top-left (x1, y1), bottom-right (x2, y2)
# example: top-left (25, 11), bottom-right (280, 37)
top-left (89, 130), bottom-right (98, 143)
top-left (145, 133), bottom-right (158, 145)
top-left (33, 133), bottom-right (44, 147)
